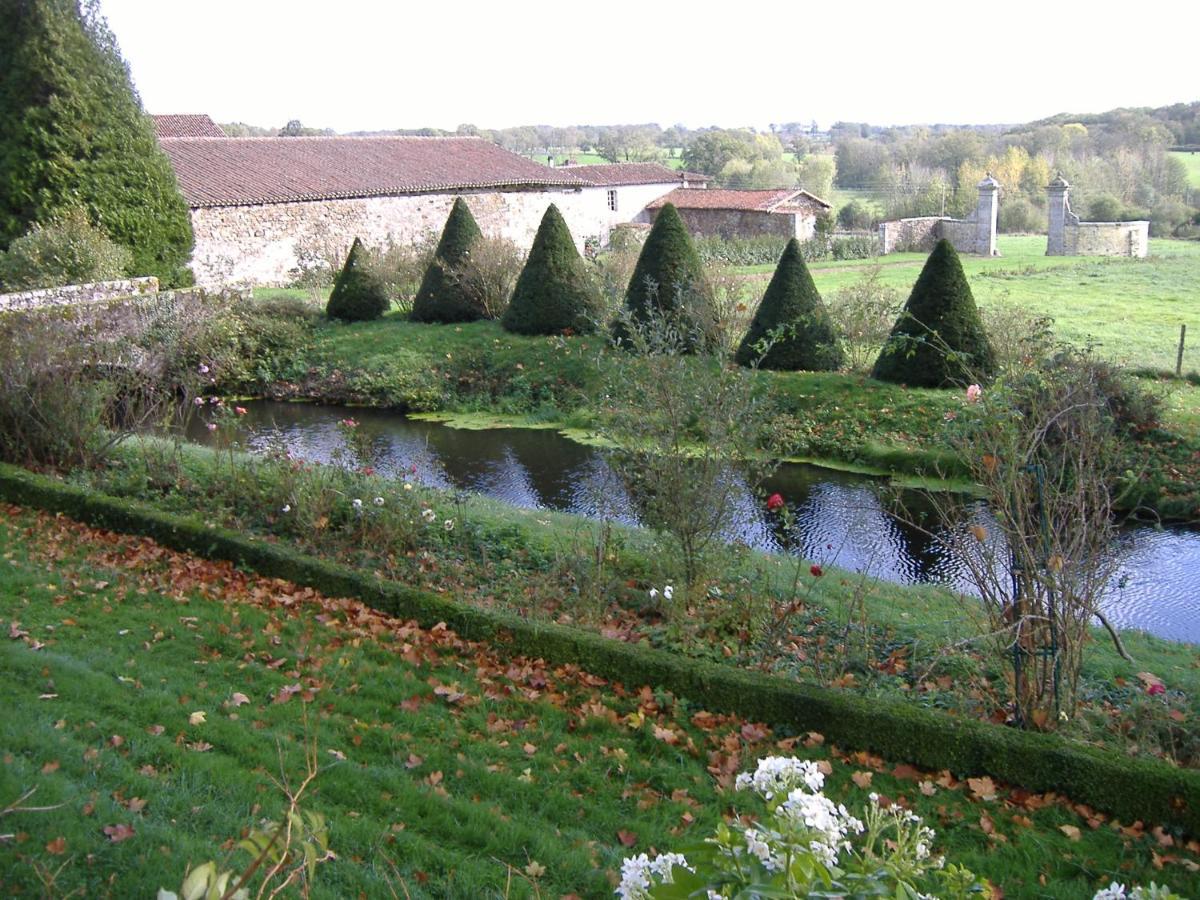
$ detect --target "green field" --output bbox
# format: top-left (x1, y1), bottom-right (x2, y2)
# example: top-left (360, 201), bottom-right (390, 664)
top-left (1172, 150), bottom-right (1200, 188)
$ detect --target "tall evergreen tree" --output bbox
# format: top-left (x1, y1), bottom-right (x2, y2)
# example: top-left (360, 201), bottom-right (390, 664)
top-left (0, 0), bottom-right (194, 284)
top-left (871, 239), bottom-right (997, 387)
top-left (326, 238), bottom-right (390, 322)
top-left (410, 197), bottom-right (484, 323)
top-left (735, 238), bottom-right (843, 371)
top-left (614, 203), bottom-right (716, 352)
top-left (502, 204), bottom-right (600, 335)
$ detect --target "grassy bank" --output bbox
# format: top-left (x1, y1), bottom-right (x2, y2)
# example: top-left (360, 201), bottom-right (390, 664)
top-left (3, 499), bottom-right (1200, 897)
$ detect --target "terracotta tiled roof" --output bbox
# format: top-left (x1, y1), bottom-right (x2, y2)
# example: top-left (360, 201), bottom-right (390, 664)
top-left (159, 137), bottom-right (588, 207)
top-left (647, 188), bottom-right (831, 213)
top-left (152, 114), bottom-right (226, 139)
top-left (562, 163), bottom-right (686, 186)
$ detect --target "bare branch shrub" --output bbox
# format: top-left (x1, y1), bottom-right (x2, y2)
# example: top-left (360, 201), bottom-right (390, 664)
top-left (825, 266), bottom-right (903, 372)
top-left (902, 349), bottom-right (1149, 729)
top-left (443, 235), bottom-right (525, 319)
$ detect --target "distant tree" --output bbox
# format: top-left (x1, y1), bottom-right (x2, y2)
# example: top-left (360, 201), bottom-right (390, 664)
top-left (735, 238), bottom-right (843, 371)
top-left (795, 154), bottom-right (836, 200)
top-left (614, 203), bottom-right (716, 353)
top-left (502, 204), bottom-right (601, 335)
top-left (871, 239), bottom-right (996, 387)
top-left (280, 119), bottom-right (305, 136)
top-left (0, 0), bottom-right (194, 284)
top-left (684, 129), bottom-right (787, 182)
top-left (326, 238), bottom-right (390, 322)
top-left (596, 124), bottom-right (663, 163)
top-left (410, 198), bottom-right (485, 323)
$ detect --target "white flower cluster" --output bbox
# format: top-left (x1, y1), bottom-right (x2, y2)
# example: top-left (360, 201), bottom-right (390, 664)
top-left (1094, 884), bottom-right (1179, 900)
top-left (777, 787), bottom-right (864, 866)
top-left (735, 755), bottom-right (826, 800)
top-left (615, 852), bottom-right (692, 899)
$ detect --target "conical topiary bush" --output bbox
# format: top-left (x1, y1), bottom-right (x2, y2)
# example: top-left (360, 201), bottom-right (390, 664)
top-left (325, 237), bottom-right (390, 322)
top-left (735, 238), bottom-right (843, 371)
top-left (410, 197), bottom-right (484, 323)
top-left (502, 204), bottom-right (601, 335)
top-left (871, 239), bottom-right (997, 387)
top-left (613, 203), bottom-right (716, 353)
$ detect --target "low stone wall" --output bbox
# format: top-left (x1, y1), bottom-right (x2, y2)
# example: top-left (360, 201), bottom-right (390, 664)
top-left (0, 277), bottom-right (159, 312)
top-left (878, 217), bottom-right (941, 254)
top-left (1060, 221), bottom-right (1149, 258)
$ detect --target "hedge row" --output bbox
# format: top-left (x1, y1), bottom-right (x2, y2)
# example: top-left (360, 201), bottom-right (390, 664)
top-left (2, 462), bottom-right (1198, 835)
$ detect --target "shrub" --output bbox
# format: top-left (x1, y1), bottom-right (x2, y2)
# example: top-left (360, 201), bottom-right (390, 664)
top-left (410, 198), bottom-right (485, 323)
top-left (871, 239), bottom-right (997, 388)
top-left (0, 208), bottom-right (132, 290)
top-left (826, 266), bottom-right (904, 372)
top-left (0, 0), bottom-right (193, 284)
top-left (442, 234), bottom-right (525, 320)
top-left (830, 234), bottom-right (878, 260)
top-left (694, 235), bottom-right (788, 266)
top-left (735, 238), bottom-right (843, 371)
top-left (1087, 195), bottom-right (1126, 222)
top-left (503, 204), bottom-right (601, 335)
top-left (325, 238), bottom-right (390, 322)
top-left (613, 203), bottom-right (717, 353)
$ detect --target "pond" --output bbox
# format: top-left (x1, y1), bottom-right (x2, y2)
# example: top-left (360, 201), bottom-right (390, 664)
top-left (189, 400), bottom-right (1200, 645)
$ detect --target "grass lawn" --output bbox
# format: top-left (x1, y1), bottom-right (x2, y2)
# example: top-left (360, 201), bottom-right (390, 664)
top-left (4, 503), bottom-right (1200, 897)
top-left (1171, 151), bottom-right (1200, 188)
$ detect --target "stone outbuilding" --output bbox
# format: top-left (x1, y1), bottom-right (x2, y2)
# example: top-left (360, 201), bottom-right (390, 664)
top-left (159, 135), bottom-right (626, 284)
top-left (645, 188), bottom-right (832, 241)
top-left (153, 113), bottom-right (714, 284)
top-left (1046, 175), bottom-right (1148, 257)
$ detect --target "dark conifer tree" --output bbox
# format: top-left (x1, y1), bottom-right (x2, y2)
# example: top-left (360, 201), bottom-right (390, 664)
top-left (614, 203), bottom-right (715, 352)
top-left (0, 0), bottom-right (194, 283)
top-left (735, 238), bottom-right (843, 371)
top-left (502, 204), bottom-right (600, 335)
top-left (410, 197), bottom-right (484, 323)
top-left (872, 239), bottom-right (997, 387)
top-left (326, 238), bottom-right (389, 322)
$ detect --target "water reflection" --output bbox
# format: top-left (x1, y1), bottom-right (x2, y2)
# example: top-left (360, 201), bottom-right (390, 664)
top-left (186, 401), bottom-right (1200, 644)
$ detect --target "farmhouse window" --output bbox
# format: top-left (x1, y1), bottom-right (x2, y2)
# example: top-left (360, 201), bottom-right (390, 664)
top-left (607, 189), bottom-right (618, 212)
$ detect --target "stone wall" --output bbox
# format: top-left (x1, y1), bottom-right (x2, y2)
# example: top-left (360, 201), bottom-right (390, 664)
top-left (657, 208), bottom-right (812, 241)
top-left (1046, 178), bottom-right (1148, 257)
top-left (0, 276), bottom-right (159, 312)
top-left (878, 177), bottom-right (999, 256)
top-left (1061, 221), bottom-right (1149, 257)
top-left (189, 187), bottom-right (620, 285)
top-left (878, 217), bottom-right (941, 254)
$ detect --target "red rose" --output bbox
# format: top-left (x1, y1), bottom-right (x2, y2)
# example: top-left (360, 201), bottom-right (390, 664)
top-left (810, 564), bottom-right (823, 577)
top-left (1147, 682), bottom-right (1166, 696)
top-left (766, 493), bottom-right (785, 511)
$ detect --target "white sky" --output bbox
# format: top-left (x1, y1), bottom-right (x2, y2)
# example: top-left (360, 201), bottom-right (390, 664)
top-left (99, 0), bottom-right (1195, 133)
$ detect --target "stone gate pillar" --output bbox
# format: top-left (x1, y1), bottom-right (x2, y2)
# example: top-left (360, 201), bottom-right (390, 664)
top-left (976, 175), bottom-right (1000, 256)
top-left (1046, 175), bottom-right (1073, 256)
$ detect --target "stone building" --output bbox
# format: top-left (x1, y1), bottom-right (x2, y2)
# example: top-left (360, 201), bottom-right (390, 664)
top-left (154, 120), bottom-right (706, 284)
top-left (645, 188), bottom-right (832, 241)
top-left (878, 176), bottom-right (1000, 256)
top-left (1046, 175), bottom-right (1148, 257)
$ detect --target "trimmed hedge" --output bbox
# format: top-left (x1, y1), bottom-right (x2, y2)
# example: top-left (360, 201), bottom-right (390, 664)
top-left (2, 461), bottom-right (1198, 836)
